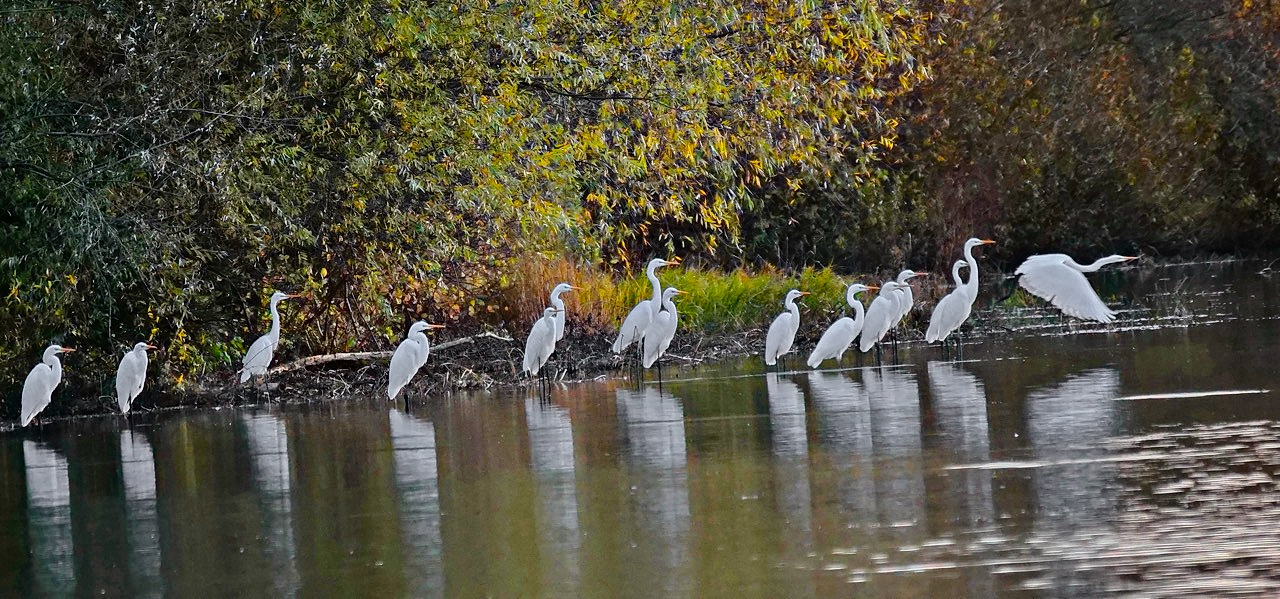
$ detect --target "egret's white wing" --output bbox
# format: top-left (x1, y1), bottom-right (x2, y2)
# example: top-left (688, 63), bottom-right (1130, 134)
top-left (240, 334), bottom-right (276, 382)
top-left (134, 351), bottom-right (148, 397)
top-left (808, 317), bottom-right (858, 368)
top-left (523, 317), bottom-right (557, 375)
top-left (642, 309), bottom-right (677, 368)
top-left (612, 299), bottom-right (654, 353)
top-left (764, 312), bottom-right (796, 366)
top-left (1016, 256), bottom-right (1116, 322)
top-left (859, 295), bottom-right (896, 352)
top-left (926, 289), bottom-right (973, 343)
top-left (21, 364), bottom-right (53, 426)
top-left (388, 338), bottom-right (423, 399)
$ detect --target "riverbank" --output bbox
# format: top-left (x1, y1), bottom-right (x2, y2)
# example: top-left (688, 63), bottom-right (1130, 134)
top-left (18, 256), bottom-right (1273, 423)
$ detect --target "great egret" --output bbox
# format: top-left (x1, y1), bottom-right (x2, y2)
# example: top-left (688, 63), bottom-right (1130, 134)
top-left (548, 282), bottom-right (580, 341)
top-left (21, 345), bottom-right (74, 426)
top-left (926, 237), bottom-right (997, 343)
top-left (859, 281), bottom-right (910, 353)
top-left (115, 342), bottom-right (156, 414)
top-left (239, 291), bottom-right (300, 384)
top-left (807, 283), bottom-right (877, 368)
top-left (890, 270), bottom-right (927, 328)
top-left (643, 287), bottom-right (687, 369)
top-left (612, 257), bottom-right (681, 353)
top-left (764, 289), bottom-right (811, 366)
top-left (1015, 254), bottom-right (1138, 322)
top-left (387, 321), bottom-right (445, 399)
top-left (523, 307), bottom-right (563, 377)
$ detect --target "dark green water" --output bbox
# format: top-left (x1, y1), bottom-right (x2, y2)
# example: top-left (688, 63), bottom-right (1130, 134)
top-left (4, 260), bottom-right (1280, 597)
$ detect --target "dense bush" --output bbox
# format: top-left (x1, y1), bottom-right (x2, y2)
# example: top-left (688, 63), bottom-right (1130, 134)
top-left (1, 0), bottom-right (933, 405)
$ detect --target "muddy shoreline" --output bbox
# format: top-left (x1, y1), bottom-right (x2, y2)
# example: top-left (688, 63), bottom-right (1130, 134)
top-left (21, 256), bottom-right (1271, 424)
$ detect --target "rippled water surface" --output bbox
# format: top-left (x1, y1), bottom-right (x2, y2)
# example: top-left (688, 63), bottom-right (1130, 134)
top-left (4, 260), bottom-right (1280, 597)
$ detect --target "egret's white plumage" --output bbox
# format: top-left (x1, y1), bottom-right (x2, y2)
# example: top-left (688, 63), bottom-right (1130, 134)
top-left (612, 257), bottom-right (680, 353)
top-left (807, 284), bottom-right (877, 368)
top-left (388, 321), bottom-right (444, 399)
top-left (926, 237), bottom-right (997, 343)
top-left (859, 281), bottom-right (909, 353)
top-left (642, 287), bottom-right (686, 368)
top-left (21, 345), bottom-right (74, 426)
top-left (115, 342), bottom-right (156, 414)
top-left (1015, 253), bottom-right (1138, 322)
top-left (548, 283), bottom-right (579, 341)
top-left (890, 270), bottom-right (926, 329)
top-left (239, 291), bottom-right (299, 383)
top-left (523, 307), bottom-right (562, 376)
top-left (764, 289), bottom-right (810, 366)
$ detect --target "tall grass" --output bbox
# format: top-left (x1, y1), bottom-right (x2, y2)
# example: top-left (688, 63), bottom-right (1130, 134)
top-left (500, 255), bottom-right (873, 337)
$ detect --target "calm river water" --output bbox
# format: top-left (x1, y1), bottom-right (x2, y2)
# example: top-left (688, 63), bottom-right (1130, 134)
top-left (4, 260), bottom-right (1280, 597)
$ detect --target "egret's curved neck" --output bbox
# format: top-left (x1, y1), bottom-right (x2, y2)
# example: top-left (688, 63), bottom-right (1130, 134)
top-left (645, 265), bottom-right (663, 305)
top-left (268, 299), bottom-right (283, 341)
top-left (850, 294), bottom-right (866, 323)
top-left (46, 353), bottom-right (62, 382)
top-left (785, 297), bottom-right (799, 317)
top-left (952, 262), bottom-right (965, 287)
top-left (550, 293), bottom-right (566, 310)
top-left (962, 244), bottom-right (982, 295)
top-left (662, 296), bottom-right (678, 314)
top-left (1074, 256), bottom-right (1126, 272)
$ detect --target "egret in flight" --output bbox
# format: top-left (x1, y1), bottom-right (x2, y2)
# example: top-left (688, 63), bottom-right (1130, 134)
top-left (523, 307), bottom-right (563, 377)
top-left (643, 287), bottom-right (687, 370)
top-left (21, 344), bottom-right (74, 426)
top-left (807, 283), bottom-right (877, 368)
top-left (860, 281), bottom-right (909, 354)
top-left (612, 257), bottom-right (680, 353)
top-left (387, 321), bottom-right (445, 400)
top-left (1015, 254), bottom-right (1138, 322)
top-left (548, 282), bottom-right (580, 341)
top-left (116, 342), bottom-right (156, 414)
top-left (926, 237), bottom-right (997, 346)
top-left (764, 289), bottom-right (811, 367)
top-left (240, 291), bottom-right (300, 384)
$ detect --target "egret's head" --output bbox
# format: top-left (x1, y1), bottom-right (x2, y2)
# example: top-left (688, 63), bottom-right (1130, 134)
top-left (44, 345), bottom-right (74, 359)
top-left (269, 290), bottom-right (301, 304)
top-left (784, 289), bottom-right (810, 304)
top-left (662, 287), bottom-right (687, 301)
top-left (896, 270), bottom-right (927, 282)
top-left (647, 257), bottom-right (681, 271)
top-left (551, 282), bottom-right (579, 296)
top-left (846, 283), bottom-right (875, 302)
top-left (964, 237), bottom-right (997, 250)
top-left (543, 306), bottom-right (563, 317)
top-left (133, 342), bottom-right (156, 353)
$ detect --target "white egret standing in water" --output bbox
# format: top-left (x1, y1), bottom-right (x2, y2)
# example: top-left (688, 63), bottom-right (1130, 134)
top-left (926, 237), bottom-right (997, 345)
top-left (807, 284), bottom-right (877, 368)
top-left (1014, 253), bottom-right (1138, 322)
top-left (115, 342), bottom-right (156, 414)
top-left (523, 307), bottom-right (563, 377)
top-left (21, 344), bottom-right (74, 426)
top-left (890, 270), bottom-right (926, 329)
top-left (240, 291), bottom-right (301, 384)
top-left (548, 282), bottom-right (580, 341)
top-left (860, 281), bottom-right (909, 354)
top-left (764, 289), bottom-right (811, 367)
top-left (642, 287), bottom-right (686, 369)
top-left (612, 257), bottom-right (680, 353)
top-left (387, 321), bottom-right (445, 399)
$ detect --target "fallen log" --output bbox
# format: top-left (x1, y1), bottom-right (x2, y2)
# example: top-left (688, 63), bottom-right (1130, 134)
top-left (269, 331), bottom-right (514, 374)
